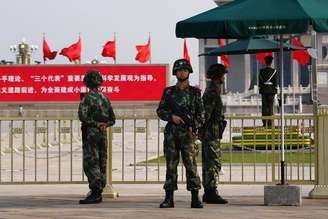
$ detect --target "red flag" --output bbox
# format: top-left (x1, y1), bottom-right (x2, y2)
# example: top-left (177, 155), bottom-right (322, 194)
top-left (218, 39), bottom-right (230, 68)
top-left (291, 39), bottom-right (310, 65)
top-left (256, 52), bottom-right (273, 64)
top-left (43, 38), bottom-right (57, 61)
top-left (183, 39), bottom-right (190, 62)
top-left (102, 40), bottom-right (116, 60)
top-left (60, 39), bottom-right (81, 62)
top-left (135, 38), bottom-right (150, 63)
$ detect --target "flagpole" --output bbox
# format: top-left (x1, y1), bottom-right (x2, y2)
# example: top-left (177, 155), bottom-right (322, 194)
top-left (78, 32), bottom-right (81, 64)
top-left (256, 60), bottom-right (259, 115)
top-left (114, 32), bottom-right (117, 64)
top-left (149, 32), bottom-right (151, 64)
top-left (43, 32), bottom-right (46, 64)
top-left (184, 39), bottom-right (185, 58)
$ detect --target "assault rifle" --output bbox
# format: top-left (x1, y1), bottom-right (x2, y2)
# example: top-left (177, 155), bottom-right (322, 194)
top-left (168, 96), bottom-right (197, 134)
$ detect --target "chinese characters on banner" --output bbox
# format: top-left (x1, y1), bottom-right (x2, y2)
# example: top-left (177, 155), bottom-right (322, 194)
top-left (0, 65), bottom-right (167, 102)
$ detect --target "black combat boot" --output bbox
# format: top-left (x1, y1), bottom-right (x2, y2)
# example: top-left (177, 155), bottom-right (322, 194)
top-left (79, 189), bottom-right (103, 204)
top-left (159, 190), bottom-right (174, 208)
top-left (203, 189), bottom-right (228, 204)
top-left (191, 190), bottom-right (203, 208)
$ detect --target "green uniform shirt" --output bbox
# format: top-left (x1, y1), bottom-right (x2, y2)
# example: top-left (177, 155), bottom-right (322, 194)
top-left (78, 89), bottom-right (116, 127)
top-left (202, 81), bottom-right (224, 140)
top-left (259, 67), bottom-right (278, 94)
top-left (156, 85), bottom-right (204, 131)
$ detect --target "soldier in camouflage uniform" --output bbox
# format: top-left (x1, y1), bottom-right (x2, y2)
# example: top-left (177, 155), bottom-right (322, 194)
top-left (259, 55), bottom-right (277, 127)
top-left (157, 59), bottom-right (204, 208)
top-left (201, 64), bottom-right (228, 204)
top-left (78, 69), bottom-right (116, 204)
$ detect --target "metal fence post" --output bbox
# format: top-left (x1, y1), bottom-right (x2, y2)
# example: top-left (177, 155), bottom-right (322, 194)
top-left (61, 120), bottom-right (71, 144)
top-left (103, 127), bottom-right (118, 198)
top-left (309, 106), bottom-right (328, 198)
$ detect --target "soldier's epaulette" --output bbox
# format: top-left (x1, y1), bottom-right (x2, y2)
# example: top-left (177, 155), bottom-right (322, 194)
top-left (211, 87), bottom-right (220, 95)
top-left (164, 86), bottom-right (176, 93)
top-left (190, 86), bottom-right (201, 94)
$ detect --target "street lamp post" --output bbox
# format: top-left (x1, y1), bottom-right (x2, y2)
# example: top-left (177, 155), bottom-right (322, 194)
top-left (10, 38), bottom-right (37, 65)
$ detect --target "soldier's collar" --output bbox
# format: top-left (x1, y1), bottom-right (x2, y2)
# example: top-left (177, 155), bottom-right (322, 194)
top-left (176, 82), bottom-right (190, 91)
top-left (209, 81), bottom-right (220, 89)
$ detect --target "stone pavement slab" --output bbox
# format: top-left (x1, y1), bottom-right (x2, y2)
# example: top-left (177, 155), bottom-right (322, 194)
top-left (0, 184), bottom-right (327, 219)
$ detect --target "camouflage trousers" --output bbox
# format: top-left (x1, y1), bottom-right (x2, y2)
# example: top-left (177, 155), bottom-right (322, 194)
top-left (163, 125), bottom-right (201, 191)
top-left (201, 138), bottom-right (221, 190)
top-left (82, 127), bottom-right (107, 191)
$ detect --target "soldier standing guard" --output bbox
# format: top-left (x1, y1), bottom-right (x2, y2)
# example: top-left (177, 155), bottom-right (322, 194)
top-left (259, 55), bottom-right (277, 127)
top-left (201, 64), bottom-right (228, 204)
top-left (78, 70), bottom-right (116, 204)
top-left (157, 59), bottom-right (204, 208)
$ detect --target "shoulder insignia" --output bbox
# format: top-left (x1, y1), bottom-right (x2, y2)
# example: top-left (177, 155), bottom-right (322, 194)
top-left (164, 86), bottom-right (176, 93)
top-left (190, 86), bottom-right (201, 94)
top-left (211, 87), bottom-right (220, 95)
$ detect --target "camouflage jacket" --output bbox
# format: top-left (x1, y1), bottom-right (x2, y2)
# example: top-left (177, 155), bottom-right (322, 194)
top-left (78, 89), bottom-right (116, 128)
top-left (156, 84), bottom-right (204, 132)
top-left (202, 81), bottom-right (224, 140)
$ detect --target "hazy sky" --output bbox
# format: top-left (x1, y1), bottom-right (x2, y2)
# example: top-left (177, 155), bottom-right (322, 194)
top-left (0, 0), bottom-right (216, 85)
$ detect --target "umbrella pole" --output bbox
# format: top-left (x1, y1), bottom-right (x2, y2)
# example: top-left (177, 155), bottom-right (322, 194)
top-left (311, 30), bottom-right (318, 116)
top-left (279, 35), bottom-right (286, 185)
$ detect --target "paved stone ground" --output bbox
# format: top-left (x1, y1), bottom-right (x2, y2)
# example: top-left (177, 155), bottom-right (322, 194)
top-left (0, 184), bottom-right (328, 219)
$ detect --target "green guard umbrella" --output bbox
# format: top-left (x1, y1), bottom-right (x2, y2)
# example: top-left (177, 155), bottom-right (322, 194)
top-left (176, 0), bottom-right (328, 39)
top-left (199, 38), bottom-right (306, 56)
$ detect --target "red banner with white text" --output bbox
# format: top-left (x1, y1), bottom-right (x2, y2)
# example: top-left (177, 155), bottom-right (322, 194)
top-left (0, 65), bottom-right (168, 102)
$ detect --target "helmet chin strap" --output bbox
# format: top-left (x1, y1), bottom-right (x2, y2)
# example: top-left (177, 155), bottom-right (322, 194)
top-left (177, 74), bottom-right (189, 82)
top-left (214, 75), bottom-right (225, 85)
top-left (178, 77), bottom-right (189, 82)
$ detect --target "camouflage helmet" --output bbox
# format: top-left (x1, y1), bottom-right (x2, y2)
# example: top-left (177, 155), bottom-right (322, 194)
top-left (206, 64), bottom-right (227, 80)
top-left (83, 69), bottom-right (103, 88)
top-left (172, 59), bottom-right (193, 75)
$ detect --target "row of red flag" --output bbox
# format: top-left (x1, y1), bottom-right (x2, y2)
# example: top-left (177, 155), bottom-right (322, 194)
top-left (43, 37), bottom-right (151, 63)
top-left (44, 37), bottom-right (309, 65)
top-left (255, 38), bottom-right (310, 65)
top-left (182, 39), bottom-right (230, 67)
top-left (183, 38), bottom-right (310, 67)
